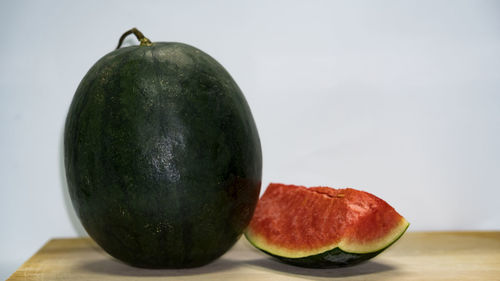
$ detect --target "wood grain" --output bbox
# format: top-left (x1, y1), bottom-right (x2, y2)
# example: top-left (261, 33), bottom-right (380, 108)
top-left (8, 232), bottom-right (500, 280)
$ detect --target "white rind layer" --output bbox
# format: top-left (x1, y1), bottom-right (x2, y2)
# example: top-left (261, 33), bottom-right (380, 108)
top-left (245, 218), bottom-right (409, 258)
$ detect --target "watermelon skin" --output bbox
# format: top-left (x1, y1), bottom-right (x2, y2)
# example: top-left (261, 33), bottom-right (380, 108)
top-left (245, 183), bottom-right (409, 268)
top-left (64, 42), bottom-right (262, 268)
top-left (257, 246), bottom-right (380, 268)
top-left (249, 226), bottom-right (408, 268)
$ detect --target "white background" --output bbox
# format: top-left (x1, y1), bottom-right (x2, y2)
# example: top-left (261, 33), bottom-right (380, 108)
top-left (1, 0), bottom-right (499, 279)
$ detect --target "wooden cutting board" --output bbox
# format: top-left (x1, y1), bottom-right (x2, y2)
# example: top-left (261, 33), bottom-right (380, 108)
top-left (8, 232), bottom-right (500, 280)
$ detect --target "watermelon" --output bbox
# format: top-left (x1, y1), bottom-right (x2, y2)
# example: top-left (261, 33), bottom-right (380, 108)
top-left (64, 28), bottom-right (262, 268)
top-left (245, 183), bottom-right (409, 268)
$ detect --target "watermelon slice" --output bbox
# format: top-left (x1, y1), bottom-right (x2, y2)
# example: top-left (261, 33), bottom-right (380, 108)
top-left (244, 183), bottom-right (409, 268)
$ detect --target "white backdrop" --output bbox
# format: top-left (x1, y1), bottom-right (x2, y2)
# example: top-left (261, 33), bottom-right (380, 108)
top-left (1, 0), bottom-right (499, 278)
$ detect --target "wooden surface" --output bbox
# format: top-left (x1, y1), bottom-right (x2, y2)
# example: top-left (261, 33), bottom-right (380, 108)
top-left (8, 232), bottom-right (500, 280)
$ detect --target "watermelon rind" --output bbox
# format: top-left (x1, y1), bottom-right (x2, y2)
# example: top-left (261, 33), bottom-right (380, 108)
top-left (245, 217), bottom-right (409, 268)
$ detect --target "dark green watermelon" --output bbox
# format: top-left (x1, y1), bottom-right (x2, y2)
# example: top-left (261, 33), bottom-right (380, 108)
top-left (64, 29), bottom-right (262, 268)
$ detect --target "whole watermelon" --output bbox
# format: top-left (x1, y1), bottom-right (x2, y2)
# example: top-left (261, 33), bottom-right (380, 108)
top-left (64, 28), bottom-right (262, 268)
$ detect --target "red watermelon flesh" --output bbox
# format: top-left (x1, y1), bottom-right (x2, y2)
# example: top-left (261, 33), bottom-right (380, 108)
top-left (245, 183), bottom-right (409, 261)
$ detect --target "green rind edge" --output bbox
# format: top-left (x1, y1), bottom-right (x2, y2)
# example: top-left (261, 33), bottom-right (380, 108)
top-left (245, 222), bottom-right (409, 268)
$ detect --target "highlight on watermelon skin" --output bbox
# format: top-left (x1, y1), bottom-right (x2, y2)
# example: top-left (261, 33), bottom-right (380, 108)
top-left (244, 183), bottom-right (409, 268)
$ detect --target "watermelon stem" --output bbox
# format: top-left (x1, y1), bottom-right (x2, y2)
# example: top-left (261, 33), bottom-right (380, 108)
top-left (116, 28), bottom-right (152, 49)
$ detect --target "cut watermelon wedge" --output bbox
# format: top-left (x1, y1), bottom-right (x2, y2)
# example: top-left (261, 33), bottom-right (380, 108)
top-left (244, 183), bottom-right (409, 268)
